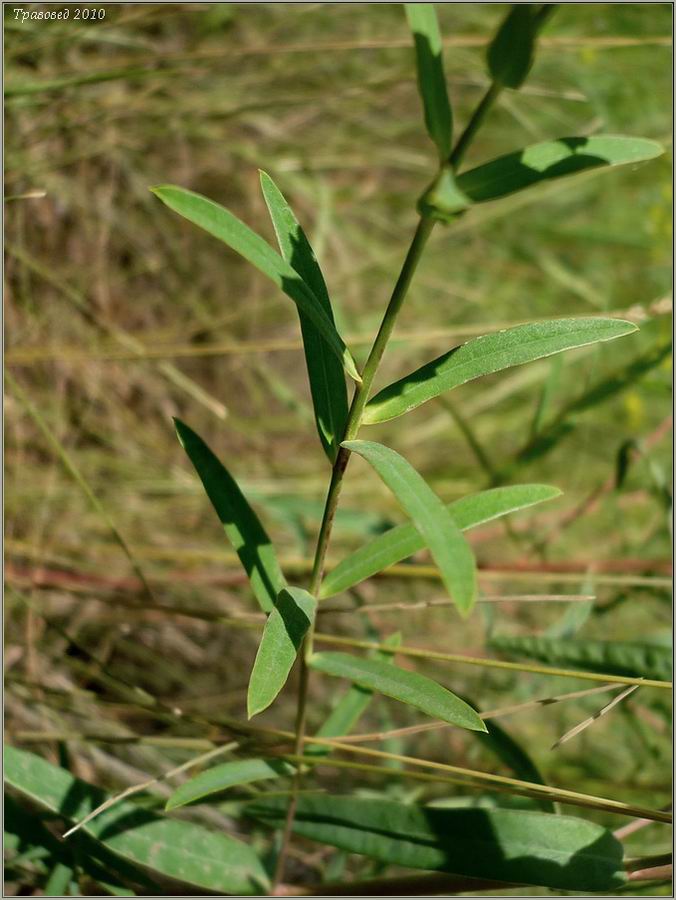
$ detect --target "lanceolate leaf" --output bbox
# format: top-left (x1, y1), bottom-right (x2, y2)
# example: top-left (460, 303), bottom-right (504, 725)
top-left (260, 172), bottom-right (348, 463)
top-left (175, 419), bottom-right (284, 613)
top-left (150, 185), bottom-right (360, 382)
top-left (363, 318), bottom-right (638, 425)
top-left (457, 136), bottom-right (664, 204)
top-left (405, 4), bottom-right (453, 159)
top-left (247, 796), bottom-right (626, 892)
top-left (248, 586), bottom-right (317, 718)
top-left (308, 633), bottom-right (402, 753)
top-left (309, 652), bottom-right (486, 731)
top-left (166, 758), bottom-right (296, 811)
top-left (490, 635), bottom-right (672, 682)
top-left (320, 484), bottom-right (561, 599)
top-left (5, 746), bottom-right (269, 896)
top-left (342, 440), bottom-right (477, 614)
top-left (487, 5), bottom-right (538, 89)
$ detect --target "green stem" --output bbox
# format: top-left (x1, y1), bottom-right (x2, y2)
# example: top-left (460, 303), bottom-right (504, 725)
top-left (448, 81), bottom-right (502, 170)
top-left (271, 216), bottom-right (436, 891)
top-left (270, 17), bottom-right (568, 876)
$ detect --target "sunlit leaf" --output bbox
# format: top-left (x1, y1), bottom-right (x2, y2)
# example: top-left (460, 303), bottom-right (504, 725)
top-left (308, 633), bottom-right (402, 753)
top-left (363, 318), bottom-right (638, 425)
top-left (405, 4), bottom-right (452, 159)
top-left (457, 136), bottom-right (664, 204)
top-left (5, 746), bottom-right (269, 896)
top-left (309, 652), bottom-right (485, 731)
top-left (175, 418), bottom-right (284, 613)
top-left (342, 440), bottom-right (477, 613)
top-left (166, 758), bottom-right (296, 811)
top-left (151, 185), bottom-right (361, 382)
top-left (247, 795), bottom-right (626, 892)
top-left (260, 171), bottom-right (348, 462)
top-left (320, 484), bottom-right (561, 598)
top-left (490, 635), bottom-right (672, 682)
top-left (248, 586), bottom-right (317, 718)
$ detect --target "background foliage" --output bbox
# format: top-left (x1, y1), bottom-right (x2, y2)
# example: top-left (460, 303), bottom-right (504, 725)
top-left (5, 3), bottom-right (672, 896)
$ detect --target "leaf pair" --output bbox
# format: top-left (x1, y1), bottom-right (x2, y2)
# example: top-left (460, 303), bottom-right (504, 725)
top-left (404, 5), bottom-right (662, 219)
top-left (320, 483), bottom-right (562, 598)
top-left (167, 634), bottom-right (403, 811)
top-left (153, 174), bottom-right (349, 463)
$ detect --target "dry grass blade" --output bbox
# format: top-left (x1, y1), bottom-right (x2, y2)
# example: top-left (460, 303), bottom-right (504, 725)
top-left (335, 683), bottom-right (621, 744)
top-left (312, 634), bottom-right (673, 689)
top-left (5, 243), bottom-right (228, 420)
top-left (6, 373), bottom-right (155, 603)
top-left (550, 684), bottom-right (640, 749)
top-left (614, 805), bottom-right (672, 840)
top-left (63, 741), bottom-right (239, 838)
top-left (318, 594), bottom-right (596, 615)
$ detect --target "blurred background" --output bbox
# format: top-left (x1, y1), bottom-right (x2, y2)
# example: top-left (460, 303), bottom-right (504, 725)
top-left (5, 3), bottom-right (672, 894)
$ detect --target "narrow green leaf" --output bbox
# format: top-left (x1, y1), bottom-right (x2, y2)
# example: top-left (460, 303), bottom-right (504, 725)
top-left (405, 4), bottom-right (453, 159)
top-left (309, 652), bottom-right (486, 731)
top-left (308, 633), bottom-right (402, 753)
top-left (457, 136), bottom-right (664, 204)
top-left (150, 185), bottom-right (361, 382)
top-left (5, 746), bottom-right (269, 895)
top-left (363, 318), bottom-right (638, 425)
top-left (487, 5), bottom-right (538, 89)
top-left (259, 172), bottom-right (348, 463)
top-left (248, 586), bottom-right (317, 718)
top-left (320, 484), bottom-right (561, 599)
top-left (342, 440), bottom-right (477, 615)
top-left (174, 418), bottom-right (285, 613)
top-left (166, 758), bottom-right (296, 811)
top-left (490, 636), bottom-right (672, 682)
top-left (247, 796), bottom-right (626, 892)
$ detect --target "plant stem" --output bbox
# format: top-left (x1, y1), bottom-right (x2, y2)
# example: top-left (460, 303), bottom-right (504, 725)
top-left (272, 34), bottom-right (557, 883)
top-left (272, 214), bottom-right (436, 891)
top-left (448, 81), bottom-right (501, 170)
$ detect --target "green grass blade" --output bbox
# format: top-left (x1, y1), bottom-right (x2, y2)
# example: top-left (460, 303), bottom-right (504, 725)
top-left (309, 652), bottom-right (485, 731)
top-left (457, 136), bottom-right (664, 204)
top-left (487, 5), bottom-right (538, 89)
top-left (342, 440), bottom-right (477, 614)
top-left (320, 484), bottom-right (561, 599)
top-left (166, 758), bottom-right (296, 811)
top-left (150, 185), bottom-right (361, 382)
top-left (490, 636), bottom-right (673, 682)
top-left (174, 418), bottom-right (285, 613)
top-left (248, 587), bottom-right (317, 718)
top-left (405, 4), bottom-right (453, 159)
top-left (308, 633), bottom-right (402, 753)
top-left (363, 318), bottom-right (638, 425)
top-left (259, 171), bottom-right (348, 463)
top-left (5, 746), bottom-right (269, 896)
top-left (247, 796), bottom-right (625, 892)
